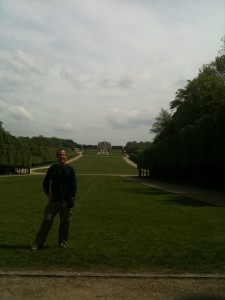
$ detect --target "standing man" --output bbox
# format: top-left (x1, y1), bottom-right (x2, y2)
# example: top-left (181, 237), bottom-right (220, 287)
top-left (30, 149), bottom-right (77, 251)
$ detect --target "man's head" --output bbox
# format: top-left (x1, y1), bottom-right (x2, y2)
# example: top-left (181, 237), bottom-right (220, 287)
top-left (56, 149), bottom-right (67, 166)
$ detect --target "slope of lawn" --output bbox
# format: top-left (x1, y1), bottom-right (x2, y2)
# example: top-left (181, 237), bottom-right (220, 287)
top-left (1, 154), bottom-right (225, 274)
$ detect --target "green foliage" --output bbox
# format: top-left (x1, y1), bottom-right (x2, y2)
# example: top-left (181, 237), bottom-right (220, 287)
top-left (125, 141), bottom-right (152, 155)
top-left (0, 123), bottom-right (78, 173)
top-left (150, 108), bottom-right (174, 143)
top-left (170, 57), bottom-right (225, 131)
top-left (124, 141), bottom-right (152, 165)
top-left (0, 124), bottom-right (30, 168)
top-left (143, 52), bottom-right (225, 187)
top-left (150, 53), bottom-right (225, 145)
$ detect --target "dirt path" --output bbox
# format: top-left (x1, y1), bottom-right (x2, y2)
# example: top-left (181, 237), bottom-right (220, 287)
top-left (123, 156), bottom-right (225, 207)
top-left (125, 176), bottom-right (225, 207)
top-left (1, 274), bottom-right (225, 300)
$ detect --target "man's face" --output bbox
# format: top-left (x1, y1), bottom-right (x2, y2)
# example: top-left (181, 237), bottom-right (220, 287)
top-left (57, 150), bottom-right (67, 165)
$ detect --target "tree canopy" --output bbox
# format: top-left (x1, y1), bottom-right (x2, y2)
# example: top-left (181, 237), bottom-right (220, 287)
top-left (0, 122), bottom-right (79, 173)
top-left (151, 54), bottom-right (225, 144)
top-left (140, 41), bottom-right (225, 188)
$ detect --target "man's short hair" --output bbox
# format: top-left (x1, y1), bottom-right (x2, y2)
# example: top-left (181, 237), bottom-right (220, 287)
top-left (56, 149), bottom-right (67, 156)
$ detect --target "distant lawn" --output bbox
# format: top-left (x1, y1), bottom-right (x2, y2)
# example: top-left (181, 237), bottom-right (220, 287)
top-left (1, 155), bottom-right (225, 274)
top-left (71, 155), bottom-right (137, 175)
top-left (82, 148), bottom-right (123, 156)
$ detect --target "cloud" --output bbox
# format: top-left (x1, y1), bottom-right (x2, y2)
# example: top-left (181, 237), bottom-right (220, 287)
top-left (0, 100), bottom-right (6, 109)
top-left (60, 67), bottom-right (96, 90)
top-left (0, 49), bottom-right (48, 74)
top-left (52, 122), bottom-right (74, 133)
top-left (9, 106), bottom-right (33, 121)
top-left (106, 108), bottom-right (155, 130)
top-left (60, 67), bottom-right (138, 91)
top-left (0, 49), bottom-right (49, 95)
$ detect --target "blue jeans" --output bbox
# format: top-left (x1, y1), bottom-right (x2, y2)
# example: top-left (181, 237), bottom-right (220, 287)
top-left (35, 200), bottom-right (73, 248)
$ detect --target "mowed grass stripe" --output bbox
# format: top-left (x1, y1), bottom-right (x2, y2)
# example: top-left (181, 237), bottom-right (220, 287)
top-left (71, 155), bottom-right (137, 175)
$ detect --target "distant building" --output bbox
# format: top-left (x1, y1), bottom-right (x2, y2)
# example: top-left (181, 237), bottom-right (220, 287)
top-left (97, 141), bottom-right (111, 151)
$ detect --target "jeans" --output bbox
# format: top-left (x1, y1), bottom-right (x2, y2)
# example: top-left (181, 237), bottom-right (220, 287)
top-left (35, 200), bottom-right (73, 248)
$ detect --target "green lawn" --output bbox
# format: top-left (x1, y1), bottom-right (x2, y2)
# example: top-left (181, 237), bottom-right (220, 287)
top-left (72, 155), bottom-right (137, 175)
top-left (1, 155), bottom-right (225, 274)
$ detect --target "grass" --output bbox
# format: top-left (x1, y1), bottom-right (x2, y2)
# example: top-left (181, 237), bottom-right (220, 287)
top-left (71, 155), bottom-right (137, 175)
top-left (82, 148), bottom-right (123, 156)
top-left (1, 155), bottom-right (225, 274)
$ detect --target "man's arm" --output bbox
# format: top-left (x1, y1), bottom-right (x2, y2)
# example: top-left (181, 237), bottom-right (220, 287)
top-left (68, 167), bottom-right (77, 207)
top-left (43, 166), bottom-right (53, 200)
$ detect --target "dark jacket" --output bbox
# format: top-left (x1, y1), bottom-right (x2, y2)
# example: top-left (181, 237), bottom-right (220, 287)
top-left (43, 163), bottom-right (77, 208)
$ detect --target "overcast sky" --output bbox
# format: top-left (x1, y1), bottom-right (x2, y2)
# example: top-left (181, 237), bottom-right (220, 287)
top-left (0, 0), bottom-right (224, 146)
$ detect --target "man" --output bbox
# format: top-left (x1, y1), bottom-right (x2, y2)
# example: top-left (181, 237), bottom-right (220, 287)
top-left (30, 149), bottom-right (77, 251)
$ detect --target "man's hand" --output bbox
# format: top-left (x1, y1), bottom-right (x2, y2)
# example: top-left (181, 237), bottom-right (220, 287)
top-left (46, 193), bottom-right (53, 201)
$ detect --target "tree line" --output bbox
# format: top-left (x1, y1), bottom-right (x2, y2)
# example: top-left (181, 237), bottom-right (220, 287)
top-left (124, 141), bottom-right (152, 163)
top-left (137, 45), bottom-right (225, 189)
top-left (0, 122), bottom-right (78, 174)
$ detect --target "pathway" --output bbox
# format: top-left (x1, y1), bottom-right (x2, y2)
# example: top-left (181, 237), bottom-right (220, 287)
top-left (123, 156), bottom-right (225, 207)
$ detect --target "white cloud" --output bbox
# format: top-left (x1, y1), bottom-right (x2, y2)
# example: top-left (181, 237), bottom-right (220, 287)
top-left (0, 49), bottom-right (47, 74)
top-left (107, 108), bottom-right (155, 129)
top-left (0, 99), bottom-right (6, 107)
top-left (53, 122), bottom-right (74, 133)
top-left (9, 106), bottom-right (33, 120)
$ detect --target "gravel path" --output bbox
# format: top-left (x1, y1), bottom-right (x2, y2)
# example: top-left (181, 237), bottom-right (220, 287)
top-left (1, 274), bottom-right (225, 299)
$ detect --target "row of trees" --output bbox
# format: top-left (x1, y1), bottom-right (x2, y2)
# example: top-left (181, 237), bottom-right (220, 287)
top-left (124, 141), bottom-right (152, 163)
top-left (0, 122), bottom-right (78, 174)
top-left (137, 42), bottom-right (225, 188)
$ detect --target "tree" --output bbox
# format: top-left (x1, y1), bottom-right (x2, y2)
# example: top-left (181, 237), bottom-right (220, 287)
top-left (144, 42), bottom-right (225, 187)
top-left (218, 36), bottom-right (225, 56)
top-left (150, 108), bottom-right (174, 143)
top-left (0, 122), bottom-right (78, 173)
top-left (170, 55), bottom-right (225, 130)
